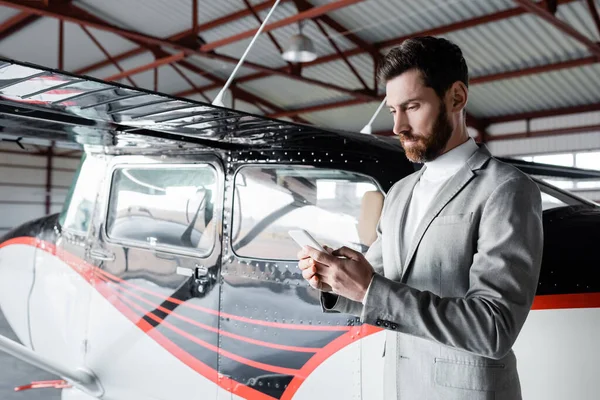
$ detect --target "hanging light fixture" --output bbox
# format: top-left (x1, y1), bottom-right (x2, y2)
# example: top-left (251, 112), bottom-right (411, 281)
top-left (282, 20), bottom-right (317, 63)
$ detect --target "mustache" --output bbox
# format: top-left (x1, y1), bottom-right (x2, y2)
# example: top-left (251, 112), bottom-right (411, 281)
top-left (399, 132), bottom-right (419, 141)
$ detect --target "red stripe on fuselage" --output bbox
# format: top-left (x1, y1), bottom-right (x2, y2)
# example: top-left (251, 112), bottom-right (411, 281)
top-left (532, 293), bottom-right (600, 310)
top-left (96, 267), bottom-right (350, 332)
top-left (4, 236), bottom-right (600, 400)
top-left (0, 237), bottom-right (276, 400)
top-left (96, 275), bottom-right (321, 353)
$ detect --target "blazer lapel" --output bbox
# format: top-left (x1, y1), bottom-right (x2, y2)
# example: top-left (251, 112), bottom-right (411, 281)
top-left (391, 168), bottom-right (424, 278)
top-left (400, 145), bottom-right (492, 282)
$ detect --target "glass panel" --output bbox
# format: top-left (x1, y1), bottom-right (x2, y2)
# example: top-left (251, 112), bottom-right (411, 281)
top-left (540, 192), bottom-right (568, 211)
top-left (575, 180), bottom-right (600, 189)
top-left (60, 154), bottom-right (106, 233)
top-left (532, 153), bottom-right (574, 167)
top-left (106, 165), bottom-right (217, 255)
top-left (232, 166), bottom-right (382, 260)
top-left (575, 151), bottom-right (600, 170)
top-left (542, 178), bottom-right (575, 190)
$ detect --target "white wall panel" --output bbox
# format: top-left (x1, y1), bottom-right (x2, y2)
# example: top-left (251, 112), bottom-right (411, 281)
top-left (0, 146), bottom-right (78, 236)
top-left (51, 170), bottom-right (77, 188)
top-left (0, 204), bottom-right (45, 228)
top-left (488, 121), bottom-right (528, 136)
top-left (0, 153), bottom-right (46, 167)
top-left (0, 167), bottom-right (46, 185)
top-left (53, 156), bottom-right (82, 170)
top-left (0, 187), bottom-right (67, 204)
top-left (488, 131), bottom-right (600, 157)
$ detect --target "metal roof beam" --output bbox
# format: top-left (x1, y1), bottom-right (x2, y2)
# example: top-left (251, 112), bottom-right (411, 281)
top-left (470, 55), bottom-right (598, 84)
top-left (167, 55), bottom-right (311, 125)
top-left (0, 0), bottom-right (373, 101)
top-left (104, 51), bottom-right (187, 81)
top-left (170, 63), bottom-right (211, 102)
top-left (199, 0), bottom-right (365, 52)
top-left (293, 0), bottom-right (380, 57)
top-left (313, 18), bottom-right (370, 91)
top-left (80, 25), bottom-right (138, 87)
top-left (73, 0), bottom-right (288, 74)
top-left (179, 0), bottom-right (579, 96)
top-left (486, 123), bottom-right (600, 141)
top-left (0, 0), bottom-right (309, 123)
top-left (514, 0), bottom-right (600, 59)
top-left (0, 12), bottom-right (39, 42)
top-left (487, 103), bottom-right (600, 123)
top-left (586, 0), bottom-right (600, 38)
top-left (261, 55), bottom-right (599, 118)
top-left (242, 0), bottom-right (287, 58)
top-left (269, 0), bottom-right (580, 72)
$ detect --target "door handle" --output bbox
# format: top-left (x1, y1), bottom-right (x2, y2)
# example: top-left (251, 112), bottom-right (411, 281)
top-left (89, 248), bottom-right (115, 262)
top-left (175, 264), bottom-right (208, 278)
top-left (195, 264), bottom-right (208, 277)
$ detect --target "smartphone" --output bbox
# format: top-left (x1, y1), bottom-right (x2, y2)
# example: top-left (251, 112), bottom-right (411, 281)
top-left (288, 229), bottom-right (325, 252)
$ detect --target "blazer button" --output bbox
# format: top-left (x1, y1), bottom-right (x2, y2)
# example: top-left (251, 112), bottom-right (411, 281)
top-left (391, 324), bottom-right (398, 330)
top-left (376, 320), bottom-right (381, 326)
top-left (383, 322), bottom-right (389, 328)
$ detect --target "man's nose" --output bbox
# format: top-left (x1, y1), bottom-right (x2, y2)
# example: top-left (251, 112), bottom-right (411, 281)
top-left (393, 112), bottom-right (409, 136)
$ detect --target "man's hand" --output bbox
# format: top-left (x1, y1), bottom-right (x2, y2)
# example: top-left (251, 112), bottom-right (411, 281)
top-left (297, 245), bottom-right (374, 303)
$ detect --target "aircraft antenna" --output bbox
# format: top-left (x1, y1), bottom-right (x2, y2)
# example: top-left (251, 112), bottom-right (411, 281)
top-left (360, 96), bottom-right (387, 134)
top-left (213, 0), bottom-right (282, 107)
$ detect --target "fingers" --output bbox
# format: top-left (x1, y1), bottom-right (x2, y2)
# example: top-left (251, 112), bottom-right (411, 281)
top-left (309, 275), bottom-right (321, 290)
top-left (297, 246), bottom-right (326, 260)
top-left (301, 265), bottom-right (317, 281)
top-left (298, 257), bottom-right (326, 271)
top-left (298, 258), bottom-right (312, 270)
top-left (332, 246), bottom-right (364, 261)
top-left (296, 247), bottom-right (311, 260)
top-left (302, 246), bottom-right (335, 264)
top-left (322, 245), bottom-right (334, 255)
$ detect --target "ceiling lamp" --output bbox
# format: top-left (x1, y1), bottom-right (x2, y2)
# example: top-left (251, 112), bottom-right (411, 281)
top-left (282, 21), bottom-right (317, 63)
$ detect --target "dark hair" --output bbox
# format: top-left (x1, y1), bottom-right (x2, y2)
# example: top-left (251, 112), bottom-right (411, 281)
top-left (378, 36), bottom-right (469, 99)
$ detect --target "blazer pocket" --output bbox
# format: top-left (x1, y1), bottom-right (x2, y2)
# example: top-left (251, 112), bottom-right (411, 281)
top-left (431, 212), bottom-right (473, 226)
top-left (434, 358), bottom-right (516, 392)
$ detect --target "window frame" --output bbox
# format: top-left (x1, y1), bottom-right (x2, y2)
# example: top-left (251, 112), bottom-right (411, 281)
top-left (229, 164), bottom-right (384, 262)
top-left (102, 156), bottom-right (222, 258)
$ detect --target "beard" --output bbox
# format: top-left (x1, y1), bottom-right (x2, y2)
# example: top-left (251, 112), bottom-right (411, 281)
top-left (399, 103), bottom-right (454, 163)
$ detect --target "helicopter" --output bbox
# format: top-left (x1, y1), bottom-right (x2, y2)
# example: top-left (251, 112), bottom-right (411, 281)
top-left (0, 57), bottom-right (599, 400)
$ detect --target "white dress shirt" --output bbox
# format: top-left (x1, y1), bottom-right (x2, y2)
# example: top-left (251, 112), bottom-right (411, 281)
top-left (362, 138), bottom-right (479, 304)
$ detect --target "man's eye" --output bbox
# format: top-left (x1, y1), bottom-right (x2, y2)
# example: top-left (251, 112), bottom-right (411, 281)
top-left (407, 105), bottom-right (418, 111)
top-left (388, 109), bottom-right (396, 114)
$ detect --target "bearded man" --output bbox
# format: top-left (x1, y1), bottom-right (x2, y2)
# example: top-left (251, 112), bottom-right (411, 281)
top-left (298, 36), bottom-right (543, 400)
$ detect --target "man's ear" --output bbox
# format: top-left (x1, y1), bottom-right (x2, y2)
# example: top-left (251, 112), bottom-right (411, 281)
top-left (449, 81), bottom-right (468, 113)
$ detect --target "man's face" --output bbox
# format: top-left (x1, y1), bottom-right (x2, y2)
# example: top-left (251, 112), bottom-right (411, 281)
top-left (386, 69), bottom-right (454, 163)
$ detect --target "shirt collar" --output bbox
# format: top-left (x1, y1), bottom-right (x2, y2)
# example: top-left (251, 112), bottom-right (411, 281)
top-left (422, 138), bottom-right (478, 180)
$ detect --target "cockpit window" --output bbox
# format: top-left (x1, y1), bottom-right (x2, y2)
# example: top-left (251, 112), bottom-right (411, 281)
top-left (231, 166), bottom-right (383, 260)
top-left (59, 153), bottom-right (106, 234)
top-left (106, 164), bottom-right (217, 255)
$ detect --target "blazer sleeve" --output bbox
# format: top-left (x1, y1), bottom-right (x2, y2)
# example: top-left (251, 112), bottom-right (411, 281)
top-left (319, 212), bottom-right (386, 316)
top-left (360, 176), bottom-right (543, 360)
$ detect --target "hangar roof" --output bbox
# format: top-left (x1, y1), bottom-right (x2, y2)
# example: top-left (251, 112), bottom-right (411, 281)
top-left (0, 0), bottom-right (598, 139)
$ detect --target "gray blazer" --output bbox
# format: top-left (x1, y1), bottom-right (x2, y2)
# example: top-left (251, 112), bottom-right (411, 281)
top-left (322, 145), bottom-right (543, 400)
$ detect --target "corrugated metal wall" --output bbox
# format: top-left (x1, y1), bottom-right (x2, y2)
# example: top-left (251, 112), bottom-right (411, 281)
top-left (486, 111), bottom-right (600, 156)
top-left (0, 142), bottom-right (81, 238)
top-left (487, 131), bottom-right (600, 156)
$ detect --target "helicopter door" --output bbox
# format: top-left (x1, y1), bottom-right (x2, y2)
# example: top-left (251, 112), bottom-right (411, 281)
top-left (84, 156), bottom-right (223, 400)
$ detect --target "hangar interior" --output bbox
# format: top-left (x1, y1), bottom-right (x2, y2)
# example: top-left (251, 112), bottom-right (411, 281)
top-left (0, 0), bottom-right (599, 398)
